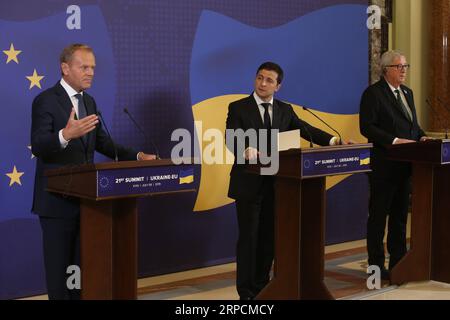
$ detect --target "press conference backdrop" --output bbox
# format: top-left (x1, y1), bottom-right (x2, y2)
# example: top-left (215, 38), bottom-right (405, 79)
top-left (0, 0), bottom-right (369, 299)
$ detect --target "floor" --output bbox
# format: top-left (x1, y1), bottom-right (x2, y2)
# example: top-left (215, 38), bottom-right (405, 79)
top-left (20, 239), bottom-right (450, 300)
top-left (137, 239), bottom-right (450, 300)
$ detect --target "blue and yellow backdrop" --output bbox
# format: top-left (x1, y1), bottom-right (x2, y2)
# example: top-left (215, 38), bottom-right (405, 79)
top-left (0, 0), bottom-right (369, 299)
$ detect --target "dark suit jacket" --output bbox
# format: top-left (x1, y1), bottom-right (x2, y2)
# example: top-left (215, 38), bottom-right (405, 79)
top-left (359, 77), bottom-right (425, 180)
top-left (226, 94), bottom-right (333, 200)
top-left (31, 82), bottom-right (137, 218)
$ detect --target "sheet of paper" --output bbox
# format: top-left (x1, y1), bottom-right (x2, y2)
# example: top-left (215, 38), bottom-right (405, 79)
top-left (277, 129), bottom-right (301, 151)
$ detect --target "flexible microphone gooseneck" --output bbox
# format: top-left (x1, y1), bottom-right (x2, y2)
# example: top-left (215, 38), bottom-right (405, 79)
top-left (123, 107), bottom-right (161, 159)
top-left (302, 106), bottom-right (343, 145)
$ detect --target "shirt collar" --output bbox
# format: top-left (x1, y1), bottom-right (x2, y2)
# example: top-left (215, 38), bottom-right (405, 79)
top-left (253, 92), bottom-right (273, 107)
top-left (385, 78), bottom-right (401, 94)
top-left (60, 78), bottom-right (82, 98)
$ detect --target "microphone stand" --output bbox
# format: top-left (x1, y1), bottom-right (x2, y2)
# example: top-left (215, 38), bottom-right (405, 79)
top-left (123, 108), bottom-right (161, 159)
top-left (97, 110), bottom-right (119, 162)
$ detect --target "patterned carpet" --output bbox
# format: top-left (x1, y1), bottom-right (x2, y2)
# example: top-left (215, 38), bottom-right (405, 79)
top-left (324, 245), bottom-right (391, 299)
top-left (22, 240), bottom-right (450, 300)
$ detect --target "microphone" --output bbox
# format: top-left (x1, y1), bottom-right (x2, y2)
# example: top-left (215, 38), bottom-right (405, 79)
top-left (425, 98), bottom-right (448, 139)
top-left (302, 106), bottom-right (343, 145)
top-left (97, 110), bottom-right (118, 162)
top-left (123, 107), bottom-right (161, 159)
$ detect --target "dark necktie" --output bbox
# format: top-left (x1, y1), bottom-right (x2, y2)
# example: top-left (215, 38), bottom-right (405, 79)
top-left (261, 103), bottom-right (271, 129)
top-left (261, 103), bottom-right (271, 155)
top-left (75, 93), bottom-right (88, 143)
top-left (394, 89), bottom-right (412, 122)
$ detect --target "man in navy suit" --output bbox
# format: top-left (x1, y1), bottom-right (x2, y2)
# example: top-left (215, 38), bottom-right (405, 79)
top-left (226, 62), bottom-right (341, 300)
top-left (31, 44), bottom-right (156, 299)
top-left (360, 50), bottom-right (430, 280)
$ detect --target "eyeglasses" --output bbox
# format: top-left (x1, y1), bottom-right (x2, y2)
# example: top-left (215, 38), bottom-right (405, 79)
top-left (386, 64), bottom-right (410, 71)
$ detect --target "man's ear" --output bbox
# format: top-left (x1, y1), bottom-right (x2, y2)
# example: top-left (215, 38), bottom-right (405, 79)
top-left (61, 63), bottom-right (69, 76)
top-left (274, 83), bottom-right (281, 92)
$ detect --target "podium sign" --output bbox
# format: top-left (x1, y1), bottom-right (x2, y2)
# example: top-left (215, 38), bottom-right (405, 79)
top-left (97, 165), bottom-right (194, 197)
top-left (301, 146), bottom-right (370, 178)
top-left (441, 140), bottom-right (450, 163)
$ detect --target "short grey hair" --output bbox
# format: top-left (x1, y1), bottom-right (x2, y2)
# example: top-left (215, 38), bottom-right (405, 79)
top-left (380, 50), bottom-right (405, 75)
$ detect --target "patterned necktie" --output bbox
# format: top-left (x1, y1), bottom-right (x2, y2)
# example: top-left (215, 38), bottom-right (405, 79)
top-left (75, 93), bottom-right (88, 143)
top-left (394, 89), bottom-right (412, 122)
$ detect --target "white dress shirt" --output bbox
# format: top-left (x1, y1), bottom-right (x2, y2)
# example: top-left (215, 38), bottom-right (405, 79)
top-left (58, 78), bottom-right (84, 148)
top-left (251, 92), bottom-right (338, 148)
top-left (57, 79), bottom-right (142, 160)
top-left (253, 92), bottom-right (273, 125)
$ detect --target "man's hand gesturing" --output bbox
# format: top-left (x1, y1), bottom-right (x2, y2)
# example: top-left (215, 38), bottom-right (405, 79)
top-left (62, 108), bottom-right (99, 141)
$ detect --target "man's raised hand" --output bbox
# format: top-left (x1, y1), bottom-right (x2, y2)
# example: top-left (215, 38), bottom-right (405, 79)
top-left (62, 108), bottom-right (99, 140)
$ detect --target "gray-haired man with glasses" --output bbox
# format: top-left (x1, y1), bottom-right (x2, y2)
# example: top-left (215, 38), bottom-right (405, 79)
top-left (359, 50), bottom-right (431, 281)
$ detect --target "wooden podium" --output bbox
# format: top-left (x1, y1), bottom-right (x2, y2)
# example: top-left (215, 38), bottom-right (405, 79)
top-left (249, 144), bottom-right (372, 300)
top-left (387, 140), bottom-right (450, 285)
top-left (45, 159), bottom-right (196, 299)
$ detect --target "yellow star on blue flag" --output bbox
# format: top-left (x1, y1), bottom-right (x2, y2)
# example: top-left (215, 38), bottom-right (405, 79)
top-left (3, 43), bottom-right (22, 64)
top-left (26, 69), bottom-right (44, 89)
top-left (6, 166), bottom-right (24, 186)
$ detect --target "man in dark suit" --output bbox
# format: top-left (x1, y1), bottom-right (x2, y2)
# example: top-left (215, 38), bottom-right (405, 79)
top-left (31, 44), bottom-right (156, 300)
top-left (359, 50), bottom-right (429, 280)
top-left (226, 61), bottom-right (340, 300)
